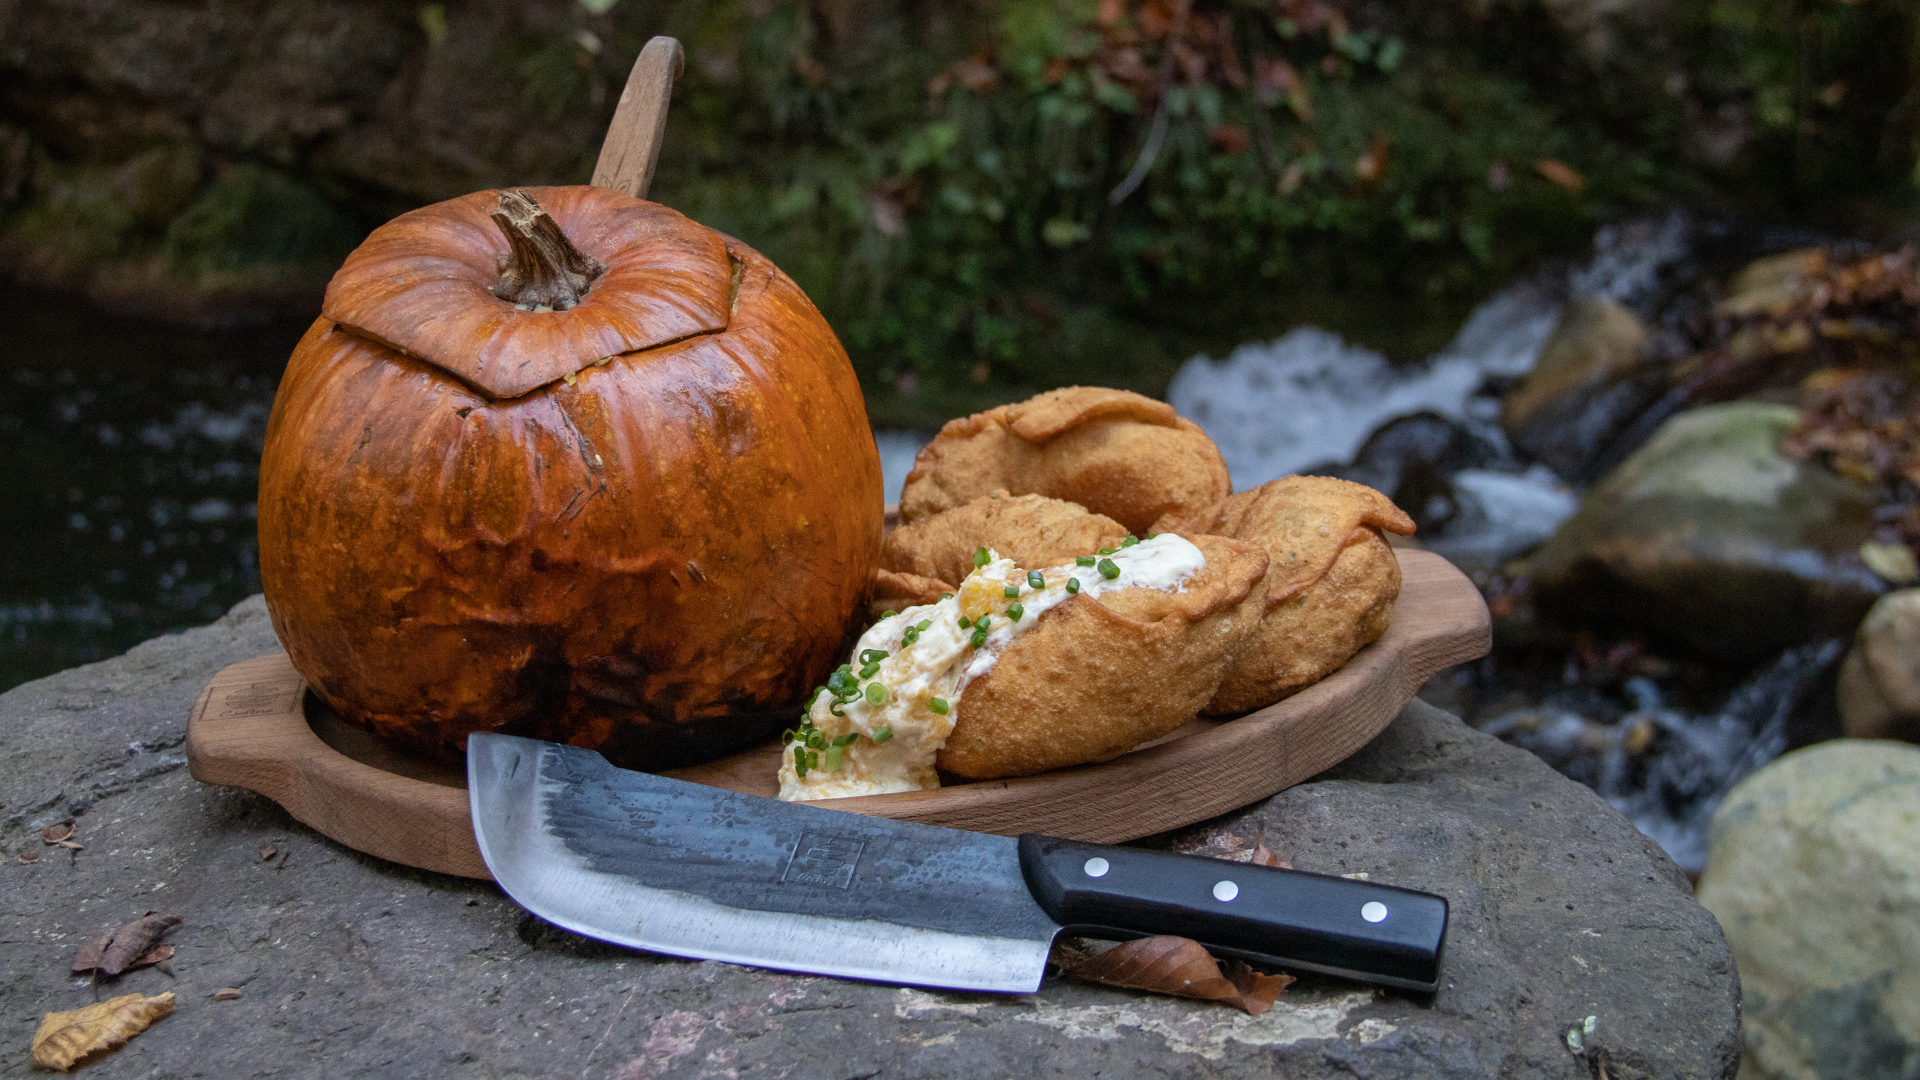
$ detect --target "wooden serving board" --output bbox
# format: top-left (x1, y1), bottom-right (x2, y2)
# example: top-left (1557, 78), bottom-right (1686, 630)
top-left (185, 550), bottom-right (1488, 880)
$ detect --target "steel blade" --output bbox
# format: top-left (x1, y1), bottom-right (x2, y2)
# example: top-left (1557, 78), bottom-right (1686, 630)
top-left (468, 733), bottom-right (1061, 992)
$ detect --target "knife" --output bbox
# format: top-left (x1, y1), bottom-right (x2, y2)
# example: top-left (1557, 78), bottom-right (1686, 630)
top-left (468, 733), bottom-right (1447, 994)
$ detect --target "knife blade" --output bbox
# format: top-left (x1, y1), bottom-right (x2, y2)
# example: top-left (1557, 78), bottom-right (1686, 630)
top-left (468, 733), bottom-right (1447, 994)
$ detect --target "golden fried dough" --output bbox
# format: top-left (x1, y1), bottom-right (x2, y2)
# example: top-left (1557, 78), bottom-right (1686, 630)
top-left (869, 567), bottom-right (951, 622)
top-left (935, 534), bottom-right (1270, 779)
top-left (1156, 475), bottom-right (1415, 714)
top-left (899, 387), bottom-right (1231, 534)
top-left (882, 492), bottom-right (1129, 588)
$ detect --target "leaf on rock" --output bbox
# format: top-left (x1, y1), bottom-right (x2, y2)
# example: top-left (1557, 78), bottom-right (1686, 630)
top-left (41, 820), bottom-right (75, 844)
top-left (73, 913), bottom-right (184, 976)
top-left (1247, 839), bottom-right (1291, 870)
top-left (213, 988), bottom-right (242, 1001)
top-left (31, 991), bottom-right (174, 1071)
top-left (19, 850), bottom-right (41, 864)
top-left (259, 844), bottom-right (276, 862)
top-left (55, 839), bottom-right (84, 850)
top-left (1059, 936), bottom-right (1295, 1015)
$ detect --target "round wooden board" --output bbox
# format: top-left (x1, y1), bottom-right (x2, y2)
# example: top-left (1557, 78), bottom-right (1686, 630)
top-left (185, 549), bottom-right (1488, 880)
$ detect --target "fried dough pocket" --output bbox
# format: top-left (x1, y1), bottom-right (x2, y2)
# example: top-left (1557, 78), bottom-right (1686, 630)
top-left (936, 533), bottom-right (1269, 780)
top-left (1156, 475), bottom-right (1415, 714)
top-left (899, 387), bottom-right (1231, 535)
top-left (881, 491), bottom-right (1129, 590)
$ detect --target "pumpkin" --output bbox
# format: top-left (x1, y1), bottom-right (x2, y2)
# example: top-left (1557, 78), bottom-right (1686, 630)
top-left (258, 186), bottom-right (882, 768)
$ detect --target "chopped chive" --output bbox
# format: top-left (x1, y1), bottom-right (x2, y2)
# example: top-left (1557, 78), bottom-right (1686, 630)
top-left (1122, 534), bottom-right (1139, 547)
top-left (832, 732), bottom-right (859, 747)
top-left (1098, 547), bottom-right (1115, 556)
top-left (881, 610), bottom-right (897, 619)
top-left (808, 749), bottom-right (820, 770)
top-left (860, 649), bottom-right (888, 663)
top-left (1007, 602), bottom-right (1024, 621)
top-left (1003, 585), bottom-right (1020, 598)
top-left (873, 724), bottom-right (894, 742)
top-left (808, 730), bottom-right (827, 749)
top-left (975, 615), bottom-right (990, 631)
top-left (1028, 570), bottom-right (1045, 589)
top-left (1076, 556), bottom-right (1097, 566)
top-left (794, 747), bottom-right (808, 778)
top-left (916, 620), bottom-right (932, 631)
top-left (903, 629), bottom-right (920, 645)
top-left (836, 664), bottom-right (852, 674)
top-left (970, 628), bottom-right (988, 648)
top-left (781, 729), bottom-right (795, 744)
top-left (859, 663), bottom-right (881, 679)
top-left (973, 547), bottom-right (989, 567)
top-left (957, 616), bottom-right (970, 629)
top-left (927, 698), bottom-right (949, 715)
top-left (1098, 557), bottom-right (1120, 580)
top-left (939, 592), bottom-right (954, 601)
top-left (1067, 577), bottom-right (1080, 594)
top-left (865, 682), bottom-right (890, 706)
top-left (824, 745), bottom-right (843, 772)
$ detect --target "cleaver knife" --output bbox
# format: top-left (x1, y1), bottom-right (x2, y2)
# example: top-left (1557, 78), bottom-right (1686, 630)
top-left (468, 733), bottom-right (1447, 994)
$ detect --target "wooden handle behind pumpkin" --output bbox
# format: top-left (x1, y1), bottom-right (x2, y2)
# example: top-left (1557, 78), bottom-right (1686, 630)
top-left (592, 35), bottom-right (684, 201)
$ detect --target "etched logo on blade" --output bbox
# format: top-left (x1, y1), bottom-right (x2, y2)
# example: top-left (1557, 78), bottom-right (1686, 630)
top-left (781, 832), bottom-right (866, 890)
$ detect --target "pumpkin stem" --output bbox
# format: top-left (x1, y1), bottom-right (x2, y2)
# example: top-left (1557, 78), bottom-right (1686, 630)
top-left (489, 189), bottom-right (607, 311)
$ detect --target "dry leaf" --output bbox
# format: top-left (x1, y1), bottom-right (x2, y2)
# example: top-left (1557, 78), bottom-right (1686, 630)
top-left (258, 844), bottom-right (277, 862)
top-left (31, 992), bottom-right (174, 1071)
top-left (73, 913), bottom-right (183, 976)
top-left (1059, 936), bottom-right (1294, 1015)
top-left (19, 850), bottom-right (41, 864)
top-left (1247, 839), bottom-right (1292, 870)
top-left (1534, 158), bottom-right (1585, 191)
top-left (42, 820), bottom-right (75, 844)
top-left (55, 839), bottom-right (84, 850)
top-left (213, 988), bottom-right (242, 1001)
top-left (130, 944), bottom-right (175, 971)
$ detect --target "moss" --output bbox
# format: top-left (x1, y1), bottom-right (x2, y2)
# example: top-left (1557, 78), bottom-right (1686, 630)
top-left (161, 164), bottom-right (361, 280)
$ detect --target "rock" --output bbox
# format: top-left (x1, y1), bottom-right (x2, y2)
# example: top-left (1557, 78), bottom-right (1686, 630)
top-left (1696, 740), bottom-right (1920, 1080)
top-left (0, 602), bottom-right (1739, 1078)
top-left (1527, 401), bottom-right (1883, 663)
top-left (1500, 296), bottom-right (1658, 482)
top-left (1315, 410), bottom-right (1513, 533)
top-left (1837, 589), bottom-right (1920, 741)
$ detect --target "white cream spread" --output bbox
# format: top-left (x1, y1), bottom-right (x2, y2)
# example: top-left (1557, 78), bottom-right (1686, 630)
top-left (777, 532), bottom-right (1207, 801)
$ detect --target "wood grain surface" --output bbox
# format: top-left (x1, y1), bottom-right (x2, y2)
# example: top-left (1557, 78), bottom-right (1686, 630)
top-left (590, 36), bottom-right (683, 200)
top-left (185, 550), bottom-right (1488, 880)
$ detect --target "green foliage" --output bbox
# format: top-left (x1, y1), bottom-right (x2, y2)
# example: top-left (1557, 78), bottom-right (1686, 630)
top-left (162, 165), bottom-right (361, 280)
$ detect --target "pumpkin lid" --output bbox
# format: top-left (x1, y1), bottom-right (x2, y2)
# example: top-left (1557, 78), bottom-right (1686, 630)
top-left (322, 186), bottom-right (733, 400)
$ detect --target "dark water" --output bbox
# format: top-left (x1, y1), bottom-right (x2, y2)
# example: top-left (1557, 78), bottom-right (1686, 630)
top-left (0, 291), bottom-right (309, 691)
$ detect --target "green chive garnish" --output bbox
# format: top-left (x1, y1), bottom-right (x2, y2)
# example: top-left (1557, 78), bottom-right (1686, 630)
top-left (1122, 534), bottom-right (1139, 547)
top-left (881, 610), bottom-right (897, 619)
top-left (927, 699), bottom-right (949, 715)
top-left (1098, 557), bottom-right (1120, 579)
top-left (975, 615), bottom-right (990, 631)
top-left (859, 662), bottom-right (880, 679)
top-left (916, 620), bottom-right (932, 631)
top-left (1028, 570), bottom-right (1045, 589)
top-left (832, 732), bottom-right (859, 747)
top-left (861, 649), bottom-right (889, 663)
top-left (973, 547), bottom-right (989, 567)
top-left (1007, 602), bottom-right (1024, 621)
top-left (1067, 577), bottom-right (1080, 594)
top-left (795, 748), bottom-right (808, 778)
top-left (903, 629), bottom-right (920, 645)
top-left (970, 628), bottom-right (988, 648)
top-left (865, 682), bottom-right (889, 706)
top-left (940, 592), bottom-right (955, 601)
top-left (808, 730), bottom-right (827, 749)
top-left (1004, 585), bottom-right (1020, 598)
top-left (1077, 556), bottom-right (1096, 566)
top-left (957, 616), bottom-right (970, 629)
top-left (873, 724), bottom-right (894, 742)
top-left (824, 745), bottom-right (843, 772)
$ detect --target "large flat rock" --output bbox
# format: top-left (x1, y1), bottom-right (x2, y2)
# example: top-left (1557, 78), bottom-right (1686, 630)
top-left (1, 597), bottom-right (1739, 1078)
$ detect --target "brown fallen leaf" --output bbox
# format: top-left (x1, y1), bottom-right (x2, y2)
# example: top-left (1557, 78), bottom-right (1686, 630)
top-left (1246, 839), bottom-right (1292, 870)
top-left (213, 987), bottom-right (242, 1001)
top-left (1058, 936), bottom-right (1295, 1015)
top-left (259, 843), bottom-right (277, 862)
top-left (31, 991), bottom-right (174, 1071)
top-left (72, 913), bottom-right (183, 976)
top-left (42, 820), bottom-right (75, 844)
top-left (19, 850), bottom-right (41, 864)
top-left (55, 839), bottom-right (84, 850)
top-left (1534, 158), bottom-right (1585, 191)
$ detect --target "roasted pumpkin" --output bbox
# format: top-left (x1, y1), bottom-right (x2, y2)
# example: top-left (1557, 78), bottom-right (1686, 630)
top-left (258, 186), bottom-right (882, 767)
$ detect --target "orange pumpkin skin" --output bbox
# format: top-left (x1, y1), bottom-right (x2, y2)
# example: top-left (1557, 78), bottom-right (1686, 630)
top-left (258, 186), bottom-right (881, 767)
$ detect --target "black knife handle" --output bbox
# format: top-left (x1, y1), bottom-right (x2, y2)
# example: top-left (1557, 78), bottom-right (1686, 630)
top-left (1017, 835), bottom-right (1447, 992)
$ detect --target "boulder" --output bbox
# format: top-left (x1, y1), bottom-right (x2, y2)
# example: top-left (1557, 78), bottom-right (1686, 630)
top-left (0, 598), bottom-right (1740, 1078)
top-left (1526, 401), bottom-right (1883, 663)
top-left (1500, 296), bottom-right (1659, 482)
top-left (1696, 740), bottom-right (1920, 1080)
top-left (1837, 589), bottom-right (1920, 741)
